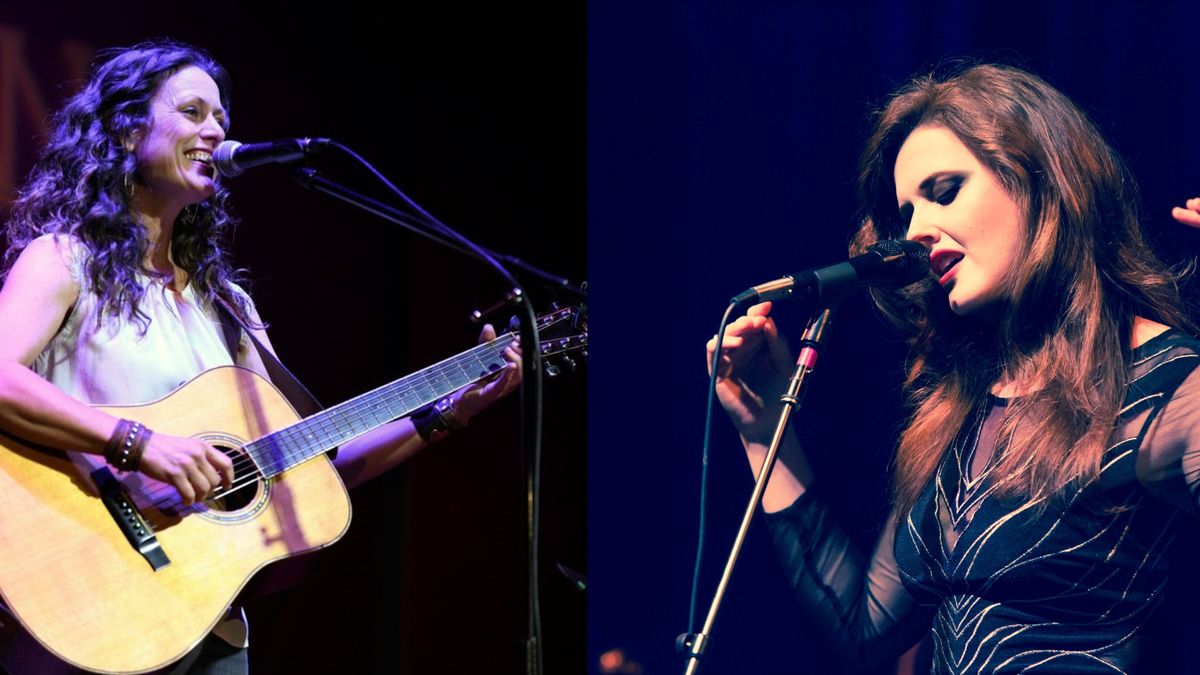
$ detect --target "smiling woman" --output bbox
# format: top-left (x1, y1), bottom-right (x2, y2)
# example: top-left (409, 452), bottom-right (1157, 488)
top-left (0, 39), bottom-right (523, 675)
top-left (2, 41), bottom-right (242, 332)
top-left (708, 63), bottom-right (1200, 673)
top-left (132, 66), bottom-right (226, 222)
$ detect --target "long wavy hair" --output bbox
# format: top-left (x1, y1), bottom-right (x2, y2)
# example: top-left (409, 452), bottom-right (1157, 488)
top-left (851, 63), bottom-right (1194, 516)
top-left (2, 39), bottom-right (251, 329)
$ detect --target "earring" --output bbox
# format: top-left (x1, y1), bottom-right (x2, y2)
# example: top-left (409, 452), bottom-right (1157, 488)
top-left (123, 172), bottom-right (134, 199)
top-left (181, 204), bottom-right (199, 226)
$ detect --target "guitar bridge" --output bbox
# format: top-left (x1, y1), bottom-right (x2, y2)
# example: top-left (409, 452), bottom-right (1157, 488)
top-left (91, 468), bottom-right (171, 571)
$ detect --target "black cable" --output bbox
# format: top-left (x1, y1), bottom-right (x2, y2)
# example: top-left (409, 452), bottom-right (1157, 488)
top-left (313, 141), bottom-right (548, 675)
top-left (687, 302), bottom-right (739, 635)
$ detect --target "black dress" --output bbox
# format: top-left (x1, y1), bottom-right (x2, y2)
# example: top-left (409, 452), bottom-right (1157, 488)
top-left (766, 329), bottom-right (1200, 674)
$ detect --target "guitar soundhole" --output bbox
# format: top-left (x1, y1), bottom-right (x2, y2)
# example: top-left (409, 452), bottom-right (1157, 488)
top-left (202, 444), bottom-right (265, 514)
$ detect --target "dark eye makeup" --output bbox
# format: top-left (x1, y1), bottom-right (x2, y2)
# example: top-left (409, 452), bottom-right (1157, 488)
top-left (933, 176), bottom-right (963, 205)
top-left (892, 172), bottom-right (966, 236)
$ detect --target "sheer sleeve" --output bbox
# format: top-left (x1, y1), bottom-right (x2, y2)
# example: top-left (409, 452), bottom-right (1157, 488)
top-left (763, 485), bottom-right (934, 671)
top-left (1137, 364), bottom-right (1200, 514)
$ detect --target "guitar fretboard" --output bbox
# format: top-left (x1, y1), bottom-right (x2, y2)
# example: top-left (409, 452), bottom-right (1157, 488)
top-left (245, 335), bottom-right (515, 477)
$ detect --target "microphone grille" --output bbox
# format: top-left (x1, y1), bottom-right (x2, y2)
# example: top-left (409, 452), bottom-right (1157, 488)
top-left (212, 140), bottom-right (243, 177)
top-left (868, 239), bottom-right (930, 287)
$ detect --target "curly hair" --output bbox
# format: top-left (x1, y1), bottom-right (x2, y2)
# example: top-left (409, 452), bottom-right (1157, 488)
top-left (851, 63), bottom-right (1194, 516)
top-left (3, 38), bottom-right (251, 330)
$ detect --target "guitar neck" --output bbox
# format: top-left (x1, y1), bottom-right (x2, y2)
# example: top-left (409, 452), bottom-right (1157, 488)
top-left (245, 334), bottom-right (516, 477)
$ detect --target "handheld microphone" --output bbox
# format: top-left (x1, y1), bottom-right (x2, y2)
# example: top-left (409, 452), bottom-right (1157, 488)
top-left (732, 239), bottom-right (930, 306)
top-left (213, 138), bottom-right (330, 177)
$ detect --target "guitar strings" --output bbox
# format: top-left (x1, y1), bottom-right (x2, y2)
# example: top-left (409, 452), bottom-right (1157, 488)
top-left (138, 336), bottom-right (524, 510)
top-left (137, 318), bottom-right (582, 511)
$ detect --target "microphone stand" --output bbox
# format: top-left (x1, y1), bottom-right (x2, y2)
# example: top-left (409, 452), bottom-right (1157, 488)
top-left (292, 169), bottom-right (587, 303)
top-left (680, 307), bottom-right (834, 675)
top-left (290, 165), bottom-right (581, 675)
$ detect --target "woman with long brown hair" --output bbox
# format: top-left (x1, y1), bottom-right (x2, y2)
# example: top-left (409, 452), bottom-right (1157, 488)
top-left (710, 63), bottom-right (1200, 672)
top-left (0, 39), bottom-right (521, 674)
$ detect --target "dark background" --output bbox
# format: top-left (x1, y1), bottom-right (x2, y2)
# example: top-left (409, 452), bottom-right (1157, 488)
top-left (590, 2), bottom-right (1200, 674)
top-left (0, 4), bottom-right (585, 674)
top-left (7, 2), bottom-right (1200, 674)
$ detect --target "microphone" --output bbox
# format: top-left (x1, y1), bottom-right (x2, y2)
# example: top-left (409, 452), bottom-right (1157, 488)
top-left (213, 138), bottom-right (329, 177)
top-left (731, 239), bottom-right (930, 306)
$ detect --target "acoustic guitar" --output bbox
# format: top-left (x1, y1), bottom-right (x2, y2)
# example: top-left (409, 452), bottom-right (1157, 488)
top-left (0, 307), bottom-right (586, 673)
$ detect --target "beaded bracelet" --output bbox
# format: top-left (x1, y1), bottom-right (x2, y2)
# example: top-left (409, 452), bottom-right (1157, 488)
top-left (102, 419), bottom-right (133, 464)
top-left (103, 419), bottom-right (151, 472)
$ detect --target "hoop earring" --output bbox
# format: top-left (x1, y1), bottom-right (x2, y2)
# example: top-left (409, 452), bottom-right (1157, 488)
top-left (123, 172), bottom-right (134, 199)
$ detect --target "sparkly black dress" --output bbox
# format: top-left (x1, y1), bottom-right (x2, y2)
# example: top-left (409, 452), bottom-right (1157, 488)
top-left (766, 329), bottom-right (1200, 674)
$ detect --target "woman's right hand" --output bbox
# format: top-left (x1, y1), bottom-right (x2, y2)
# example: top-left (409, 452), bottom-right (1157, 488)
top-left (1172, 197), bottom-right (1200, 228)
top-left (706, 302), bottom-right (796, 444)
top-left (138, 433), bottom-right (235, 506)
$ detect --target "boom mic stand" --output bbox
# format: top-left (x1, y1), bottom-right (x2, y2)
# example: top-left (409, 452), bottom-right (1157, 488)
top-left (290, 154), bottom-right (583, 675)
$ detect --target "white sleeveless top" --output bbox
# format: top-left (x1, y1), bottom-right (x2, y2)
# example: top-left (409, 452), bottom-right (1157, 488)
top-left (32, 234), bottom-right (252, 405)
top-left (26, 234), bottom-right (254, 649)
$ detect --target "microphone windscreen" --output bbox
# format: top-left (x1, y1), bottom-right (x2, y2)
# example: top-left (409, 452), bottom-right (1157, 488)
top-left (212, 140), bottom-right (244, 177)
top-left (867, 239), bottom-right (930, 287)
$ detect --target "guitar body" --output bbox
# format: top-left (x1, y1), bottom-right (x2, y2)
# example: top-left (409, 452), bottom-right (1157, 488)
top-left (0, 306), bottom-right (586, 673)
top-left (0, 367), bottom-right (352, 674)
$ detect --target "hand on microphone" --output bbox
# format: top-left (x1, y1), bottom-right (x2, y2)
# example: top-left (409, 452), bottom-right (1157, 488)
top-left (706, 302), bottom-right (795, 445)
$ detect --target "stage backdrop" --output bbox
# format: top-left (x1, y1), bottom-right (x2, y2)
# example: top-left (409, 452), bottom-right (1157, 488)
top-left (590, 2), bottom-right (1200, 674)
top-left (0, 4), bottom-right (585, 673)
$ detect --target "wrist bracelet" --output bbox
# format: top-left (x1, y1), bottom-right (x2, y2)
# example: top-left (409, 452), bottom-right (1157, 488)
top-left (103, 419), bottom-right (133, 465)
top-left (104, 419), bottom-right (150, 472)
top-left (411, 404), bottom-right (444, 443)
top-left (127, 427), bottom-right (151, 472)
top-left (412, 396), bottom-right (466, 442)
top-left (434, 396), bottom-right (468, 432)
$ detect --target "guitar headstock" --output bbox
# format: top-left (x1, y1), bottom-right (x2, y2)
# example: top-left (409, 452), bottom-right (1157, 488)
top-left (535, 306), bottom-right (588, 377)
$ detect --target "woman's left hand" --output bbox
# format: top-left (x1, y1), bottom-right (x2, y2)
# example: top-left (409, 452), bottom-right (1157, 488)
top-left (1172, 197), bottom-right (1200, 228)
top-left (450, 323), bottom-right (523, 423)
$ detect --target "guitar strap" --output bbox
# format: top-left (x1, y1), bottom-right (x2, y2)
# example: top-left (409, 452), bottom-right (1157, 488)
top-left (212, 296), bottom-right (325, 419)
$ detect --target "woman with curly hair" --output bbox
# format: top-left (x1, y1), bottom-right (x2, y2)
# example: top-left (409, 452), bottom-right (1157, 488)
top-left (0, 40), bottom-right (519, 674)
top-left (710, 63), bottom-right (1200, 673)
